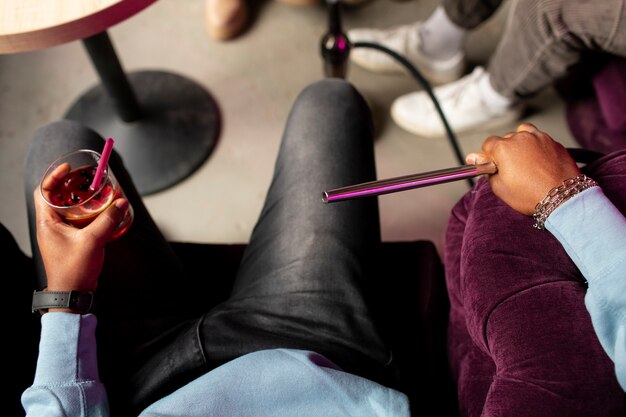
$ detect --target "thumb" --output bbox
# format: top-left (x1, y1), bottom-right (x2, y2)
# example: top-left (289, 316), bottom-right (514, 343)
top-left (87, 199), bottom-right (129, 242)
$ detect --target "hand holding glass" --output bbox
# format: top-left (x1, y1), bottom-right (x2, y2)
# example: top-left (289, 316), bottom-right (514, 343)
top-left (40, 149), bottom-right (134, 239)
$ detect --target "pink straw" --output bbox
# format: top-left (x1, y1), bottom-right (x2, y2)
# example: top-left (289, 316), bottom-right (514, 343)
top-left (90, 137), bottom-right (115, 190)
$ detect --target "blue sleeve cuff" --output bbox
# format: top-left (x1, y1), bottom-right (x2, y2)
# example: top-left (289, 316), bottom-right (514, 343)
top-left (34, 313), bottom-right (99, 385)
top-left (545, 186), bottom-right (626, 287)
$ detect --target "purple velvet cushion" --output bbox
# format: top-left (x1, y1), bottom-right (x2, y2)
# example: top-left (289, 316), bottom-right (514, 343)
top-left (444, 151), bottom-right (626, 416)
top-left (593, 58), bottom-right (626, 132)
top-left (566, 57), bottom-right (626, 154)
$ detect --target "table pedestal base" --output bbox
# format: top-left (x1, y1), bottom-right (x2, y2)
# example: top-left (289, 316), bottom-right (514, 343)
top-left (65, 70), bottom-right (220, 195)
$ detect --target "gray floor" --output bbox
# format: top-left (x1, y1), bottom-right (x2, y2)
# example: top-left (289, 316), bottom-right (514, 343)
top-left (0, 0), bottom-right (576, 259)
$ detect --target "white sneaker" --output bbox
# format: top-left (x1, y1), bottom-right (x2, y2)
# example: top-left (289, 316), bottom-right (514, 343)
top-left (391, 67), bottom-right (525, 138)
top-left (347, 22), bottom-right (466, 85)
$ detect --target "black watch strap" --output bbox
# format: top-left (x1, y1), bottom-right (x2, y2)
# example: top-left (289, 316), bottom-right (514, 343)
top-left (32, 290), bottom-right (94, 314)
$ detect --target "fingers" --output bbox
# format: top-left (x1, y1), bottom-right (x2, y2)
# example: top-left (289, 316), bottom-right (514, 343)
top-left (34, 187), bottom-right (63, 225)
top-left (481, 135), bottom-right (502, 156)
top-left (41, 163), bottom-right (71, 191)
top-left (480, 122), bottom-right (542, 156)
top-left (39, 164), bottom-right (71, 221)
top-left (516, 122), bottom-right (539, 133)
top-left (87, 198), bottom-right (129, 242)
top-left (465, 152), bottom-right (491, 165)
top-left (35, 181), bottom-right (129, 243)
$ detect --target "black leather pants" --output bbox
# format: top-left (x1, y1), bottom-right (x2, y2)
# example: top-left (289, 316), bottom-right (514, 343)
top-left (24, 79), bottom-right (393, 416)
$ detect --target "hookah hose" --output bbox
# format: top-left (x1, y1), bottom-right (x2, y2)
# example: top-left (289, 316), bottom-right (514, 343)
top-left (351, 41), bottom-right (471, 187)
top-left (320, 0), bottom-right (474, 188)
top-left (320, 2), bottom-right (603, 200)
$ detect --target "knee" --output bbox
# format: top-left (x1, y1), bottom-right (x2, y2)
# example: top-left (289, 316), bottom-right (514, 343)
top-left (30, 120), bottom-right (103, 151)
top-left (24, 121), bottom-right (106, 191)
top-left (294, 79), bottom-right (366, 113)
top-left (26, 120), bottom-right (106, 170)
top-left (514, 0), bottom-right (619, 48)
top-left (560, 0), bottom-right (622, 49)
top-left (506, 0), bottom-right (566, 38)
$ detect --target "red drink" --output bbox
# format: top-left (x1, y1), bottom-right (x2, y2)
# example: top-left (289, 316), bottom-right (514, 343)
top-left (41, 150), bottom-right (134, 240)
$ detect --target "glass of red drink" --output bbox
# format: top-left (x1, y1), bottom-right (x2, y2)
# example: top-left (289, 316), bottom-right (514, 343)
top-left (40, 149), bottom-right (134, 239)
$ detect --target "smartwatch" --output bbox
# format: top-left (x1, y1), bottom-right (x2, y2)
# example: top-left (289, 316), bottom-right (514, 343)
top-left (32, 290), bottom-right (94, 314)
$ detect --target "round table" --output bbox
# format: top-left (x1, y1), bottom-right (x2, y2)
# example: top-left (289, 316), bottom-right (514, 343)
top-left (0, 0), bottom-right (221, 195)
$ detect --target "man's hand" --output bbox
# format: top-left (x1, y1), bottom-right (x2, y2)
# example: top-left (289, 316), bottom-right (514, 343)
top-left (34, 187), bottom-right (129, 293)
top-left (466, 123), bottom-right (581, 215)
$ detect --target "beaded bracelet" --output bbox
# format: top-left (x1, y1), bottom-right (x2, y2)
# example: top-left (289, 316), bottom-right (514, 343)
top-left (532, 174), bottom-right (598, 230)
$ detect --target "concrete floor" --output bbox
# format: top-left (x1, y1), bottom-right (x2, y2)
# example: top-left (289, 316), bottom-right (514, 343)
top-left (0, 0), bottom-right (577, 259)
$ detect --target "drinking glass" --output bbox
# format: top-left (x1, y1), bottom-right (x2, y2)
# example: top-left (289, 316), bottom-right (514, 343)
top-left (39, 149), bottom-right (134, 239)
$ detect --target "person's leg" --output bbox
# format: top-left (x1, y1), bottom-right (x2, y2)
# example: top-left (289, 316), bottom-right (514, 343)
top-left (126, 79), bottom-right (393, 414)
top-left (378, 0), bottom-right (524, 138)
top-left (200, 78), bottom-right (390, 375)
top-left (24, 120), bottom-right (197, 415)
top-left (390, 0), bottom-right (626, 138)
top-left (3, 223), bottom-right (39, 417)
top-left (444, 190), bottom-right (497, 417)
top-left (347, 0), bottom-right (503, 77)
top-left (443, 150), bottom-right (626, 415)
top-left (24, 120), bottom-right (192, 319)
top-left (489, 0), bottom-right (626, 99)
top-left (441, 0), bottom-right (504, 30)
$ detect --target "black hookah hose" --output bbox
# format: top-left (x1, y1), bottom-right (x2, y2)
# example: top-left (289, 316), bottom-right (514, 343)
top-left (321, 0), bottom-right (474, 187)
top-left (351, 41), bottom-right (474, 188)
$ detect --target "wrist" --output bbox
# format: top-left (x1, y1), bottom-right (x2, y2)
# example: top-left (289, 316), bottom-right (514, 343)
top-left (44, 271), bottom-right (98, 293)
top-left (32, 290), bottom-right (94, 315)
top-left (48, 308), bottom-right (81, 314)
top-left (532, 174), bottom-right (598, 229)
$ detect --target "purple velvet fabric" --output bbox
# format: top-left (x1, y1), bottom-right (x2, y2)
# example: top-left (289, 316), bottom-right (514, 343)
top-left (565, 57), bottom-right (626, 154)
top-left (444, 150), bottom-right (626, 417)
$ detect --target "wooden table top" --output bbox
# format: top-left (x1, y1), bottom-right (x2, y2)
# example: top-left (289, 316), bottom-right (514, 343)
top-left (0, 0), bottom-right (157, 53)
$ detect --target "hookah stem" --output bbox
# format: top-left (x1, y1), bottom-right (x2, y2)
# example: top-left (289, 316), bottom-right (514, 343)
top-left (323, 162), bottom-right (496, 203)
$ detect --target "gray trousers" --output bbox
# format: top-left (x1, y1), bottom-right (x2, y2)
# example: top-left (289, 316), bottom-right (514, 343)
top-left (444, 0), bottom-right (626, 98)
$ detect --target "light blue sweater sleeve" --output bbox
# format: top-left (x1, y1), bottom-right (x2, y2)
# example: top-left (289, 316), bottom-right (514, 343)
top-left (21, 313), bottom-right (109, 416)
top-left (546, 186), bottom-right (626, 391)
top-left (21, 315), bottom-right (408, 416)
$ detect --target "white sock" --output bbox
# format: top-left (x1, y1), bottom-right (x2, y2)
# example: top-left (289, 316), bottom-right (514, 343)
top-left (419, 6), bottom-right (467, 61)
top-left (478, 71), bottom-right (514, 110)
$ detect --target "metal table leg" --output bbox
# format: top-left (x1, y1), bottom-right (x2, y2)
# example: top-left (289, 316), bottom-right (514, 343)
top-left (65, 31), bottom-right (220, 195)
